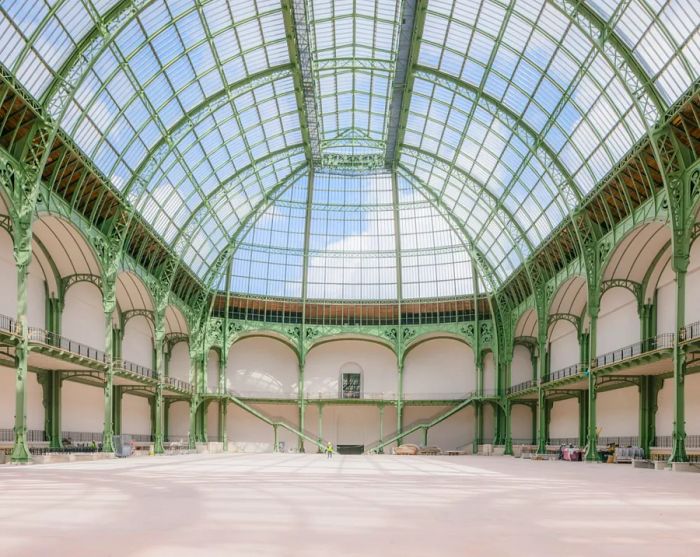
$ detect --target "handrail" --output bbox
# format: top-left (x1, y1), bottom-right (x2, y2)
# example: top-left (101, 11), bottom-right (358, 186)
top-left (225, 389), bottom-right (326, 452)
top-left (682, 321), bottom-right (700, 342)
top-left (543, 363), bottom-right (583, 384)
top-left (114, 359), bottom-right (157, 380)
top-left (163, 376), bottom-right (194, 393)
top-left (0, 428), bottom-right (45, 442)
top-left (0, 313), bottom-right (17, 334)
top-left (506, 379), bottom-right (537, 395)
top-left (368, 393), bottom-right (479, 454)
top-left (593, 333), bottom-right (674, 369)
top-left (27, 327), bottom-right (108, 363)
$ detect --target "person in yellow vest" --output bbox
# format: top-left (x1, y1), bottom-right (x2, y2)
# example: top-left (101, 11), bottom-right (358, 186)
top-left (326, 441), bottom-right (333, 459)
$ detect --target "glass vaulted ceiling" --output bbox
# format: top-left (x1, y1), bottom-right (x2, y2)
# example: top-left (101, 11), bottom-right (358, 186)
top-left (0, 0), bottom-right (698, 300)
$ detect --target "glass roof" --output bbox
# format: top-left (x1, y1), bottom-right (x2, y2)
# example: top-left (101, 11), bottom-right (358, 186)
top-left (0, 0), bottom-right (698, 300)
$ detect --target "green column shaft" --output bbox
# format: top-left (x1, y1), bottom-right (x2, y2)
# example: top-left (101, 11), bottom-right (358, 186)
top-left (112, 386), bottom-right (123, 435)
top-left (298, 362), bottom-right (305, 453)
top-left (671, 268), bottom-right (687, 462)
top-left (504, 400), bottom-right (513, 455)
top-left (536, 325), bottom-right (547, 454)
top-left (378, 404), bottom-right (384, 454)
top-left (11, 245), bottom-right (31, 463)
top-left (396, 364), bottom-right (404, 446)
top-left (40, 372), bottom-right (62, 450)
top-left (153, 384), bottom-right (164, 453)
top-left (639, 376), bottom-right (659, 458)
top-left (585, 310), bottom-right (599, 461)
top-left (578, 391), bottom-right (588, 448)
top-left (102, 275), bottom-right (116, 454)
top-left (273, 424), bottom-right (279, 453)
top-left (188, 395), bottom-right (198, 449)
top-left (317, 403), bottom-right (323, 453)
top-left (220, 400), bottom-right (228, 451)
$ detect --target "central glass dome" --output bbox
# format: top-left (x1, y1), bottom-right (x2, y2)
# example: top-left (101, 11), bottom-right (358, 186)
top-left (220, 169), bottom-right (485, 301)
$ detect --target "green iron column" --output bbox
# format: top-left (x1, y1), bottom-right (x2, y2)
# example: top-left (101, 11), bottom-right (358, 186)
top-left (297, 358), bottom-right (306, 453)
top-left (38, 372), bottom-right (62, 450)
top-left (378, 404), bottom-right (385, 454)
top-left (11, 215), bottom-right (33, 463)
top-left (163, 399), bottom-right (171, 443)
top-left (670, 266), bottom-right (688, 462)
top-left (504, 399), bottom-right (513, 455)
top-left (639, 376), bottom-right (660, 458)
top-left (187, 329), bottom-right (203, 450)
top-left (196, 400), bottom-right (207, 443)
top-left (189, 396), bottom-right (198, 450)
top-left (536, 334), bottom-right (548, 454)
top-left (396, 362), bottom-right (405, 446)
top-left (584, 306), bottom-right (599, 462)
top-left (219, 400), bottom-right (228, 451)
top-left (578, 390), bottom-right (588, 448)
top-left (101, 271), bottom-right (117, 453)
top-left (153, 289), bottom-right (167, 455)
top-left (112, 386), bottom-right (123, 436)
top-left (317, 402), bottom-right (324, 453)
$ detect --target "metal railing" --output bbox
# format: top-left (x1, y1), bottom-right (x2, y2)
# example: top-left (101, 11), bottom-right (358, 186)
top-left (229, 390), bottom-right (299, 400)
top-left (0, 429), bottom-right (46, 443)
top-left (27, 327), bottom-right (108, 363)
top-left (682, 321), bottom-right (700, 342)
top-left (507, 379), bottom-right (537, 395)
top-left (597, 436), bottom-right (639, 447)
top-left (30, 445), bottom-right (100, 455)
top-left (163, 376), bottom-right (194, 393)
top-left (548, 437), bottom-right (579, 446)
top-left (0, 312), bottom-right (16, 334)
top-left (593, 333), bottom-right (674, 368)
top-left (123, 433), bottom-right (154, 443)
top-left (654, 435), bottom-right (700, 449)
top-left (511, 438), bottom-right (535, 445)
top-left (115, 360), bottom-right (157, 380)
top-left (60, 431), bottom-right (103, 444)
top-left (543, 363), bottom-right (583, 384)
top-left (165, 435), bottom-right (189, 444)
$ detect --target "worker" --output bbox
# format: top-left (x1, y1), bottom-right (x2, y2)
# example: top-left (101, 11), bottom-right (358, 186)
top-left (326, 441), bottom-right (333, 459)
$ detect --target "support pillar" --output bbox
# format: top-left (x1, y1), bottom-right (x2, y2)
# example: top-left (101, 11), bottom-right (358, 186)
top-left (578, 390), bottom-right (589, 448)
top-left (11, 218), bottom-right (33, 463)
top-left (153, 384), bottom-right (164, 453)
top-left (670, 268), bottom-right (688, 462)
top-left (378, 404), bottom-right (384, 454)
top-left (189, 397), bottom-right (198, 449)
top-left (639, 376), bottom-right (660, 458)
top-left (39, 372), bottom-right (62, 449)
top-left (396, 363), bottom-right (404, 445)
top-left (101, 271), bottom-right (117, 454)
top-left (317, 403), bottom-right (324, 453)
top-left (585, 308), bottom-right (599, 462)
top-left (112, 386), bottom-right (123, 435)
top-left (153, 290), bottom-right (167, 455)
top-left (473, 401), bottom-right (483, 454)
top-left (422, 426), bottom-right (428, 447)
top-left (504, 399), bottom-right (513, 455)
top-left (196, 400), bottom-right (207, 443)
top-left (273, 424), bottom-right (279, 453)
top-left (298, 360), bottom-right (305, 452)
top-left (218, 400), bottom-right (228, 450)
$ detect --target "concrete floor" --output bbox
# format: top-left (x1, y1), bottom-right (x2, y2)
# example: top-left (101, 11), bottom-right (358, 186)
top-left (1, 454), bottom-right (699, 557)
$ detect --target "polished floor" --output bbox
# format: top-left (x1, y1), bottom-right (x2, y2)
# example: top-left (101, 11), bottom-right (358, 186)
top-left (1, 453), bottom-right (699, 556)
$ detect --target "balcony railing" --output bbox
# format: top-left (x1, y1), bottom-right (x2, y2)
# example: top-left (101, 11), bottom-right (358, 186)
top-left (115, 360), bottom-right (156, 380)
top-left (593, 333), bottom-right (674, 369)
top-left (0, 313), bottom-right (17, 334)
top-left (653, 435), bottom-right (700, 448)
top-left (60, 431), bottom-right (103, 444)
top-left (597, 435), bottom-right (639, 447)
top-left (507, 379), bottom-right (537, 395)
top-left (122, 433), bottom-right (154, 443)
top-left (543, 363), bottom-right (584, 384)
top-left (548, 437), bottom-right (580, 446)
top-left (682, 321), bottom-right (700, 342)
top-left (163, 376), bottom-right (193, 393)
top-left (0, 428), bottom-right (46, 443)
top-left (27, 327), bottom-right (108, 363)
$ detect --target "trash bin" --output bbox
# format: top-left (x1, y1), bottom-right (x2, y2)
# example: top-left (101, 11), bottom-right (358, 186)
top-left (113, 435), bottom-right (133, 458)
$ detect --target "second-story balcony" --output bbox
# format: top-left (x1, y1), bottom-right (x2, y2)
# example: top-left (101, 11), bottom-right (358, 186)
top-left (592, 333), bottom-right (675, 376)
top-left (27, 327), bottom-right (108, 371)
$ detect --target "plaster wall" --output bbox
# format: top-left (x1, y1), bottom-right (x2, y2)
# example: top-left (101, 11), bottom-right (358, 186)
top-left (686, 239), bottom-right (700, 325)
top-left (122, 315), bottom-right (153, 368)
top-left (511, 345), bottom-right (533, 385)
top-left (207, 350), bottom-right (219, 393)
top-left (597, 288), bottom-right (640, 355)
top-left (305, 340), bottom-right (396, 398)
top-left (168, 400), bottom-right (190, 439)
top-left (227, 337), bottom-right (298, 397)
top-left (121, 394), bottom-right (151, 435)
top-left (168, 342), bottom-right (190, 381)
top-left (549, 398), bottom-right (578, 439)
top-left (27, 258), bottom-right (45, 329)
top-left (483, 352), bottom-right (496, 394)
top-left (61, 381), bottom-right (103, 433)
top-left (482, 403), bottom-right (494, 442)
top-left (402, 405), bottom-right (475, 450)
top-left (206, 401), bottom-right (220, 439)
top-left (0, 228), bottom-right (15, 318)
top-left (227, 403), bottom-right (298, 452)
top-left (0, 369), bottom-right (43, 431)
top-left (403, 339), bottom-right (475, 399)
top-left (657, 374), bottom-right (700, 436)
top-left (511, 404), bottom-right (532, 441)
top-left (597, 386), bottom-right (639, 437)
top-left (656, 263), bottom-right (676, 335)
top-left (62, 282), bottom-right (104, 351)
top-left (549, 321), bottom-right (579, 372)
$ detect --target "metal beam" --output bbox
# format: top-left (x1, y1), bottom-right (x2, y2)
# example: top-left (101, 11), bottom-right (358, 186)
top-left (282, 0), bottom-right (321, 164)
top-left (385, 0), bottom-right (427, 169)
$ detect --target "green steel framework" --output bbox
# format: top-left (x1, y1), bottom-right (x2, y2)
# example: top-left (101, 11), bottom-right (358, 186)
top-left (0, 0), bottom-right (697, 462)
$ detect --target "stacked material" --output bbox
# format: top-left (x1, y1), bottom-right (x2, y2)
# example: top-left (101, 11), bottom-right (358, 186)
top-left (418, 446), bottom-right (442, 456)
top-left (393, 444), bottom-right (419, 455)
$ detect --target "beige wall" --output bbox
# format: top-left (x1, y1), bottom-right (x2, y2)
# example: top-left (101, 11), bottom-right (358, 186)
top-left (207, 349), bottom-right (219, 393)
top-left (0, 369), bottom-right (44, 431)
top-left (169, 342), bottom-right (190, 381)
top-left (404, 339), bottom-right (475, 399)
top-left (511, 345), bottom-right (533, 385)
top-left (227, 337), bottom-right (298, 397)
top-left (511, 404), bottom-right (532, 441)
top-left (227, 403), bottom-right (298, 452)
top-left (597, 288), bottom-right (640, 355)
top-left (122, 315), bottom-right (153, 368)
top-left (62, 282), bottom-right (104, 351)
top-left (549, 320), bottom-right (579, 372)
top-left (549, 398), bottom-right (578, 439)
top-left (62, 381), bottom-right (103, 433)
top-left (657, 374), bottom-right (700, 437)
top-left (597, 386), bottom-right (639, 437)
top-left (122, 394), bottom-right (151, 435)
top-left (168, 400), bottom-right (190, 439)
